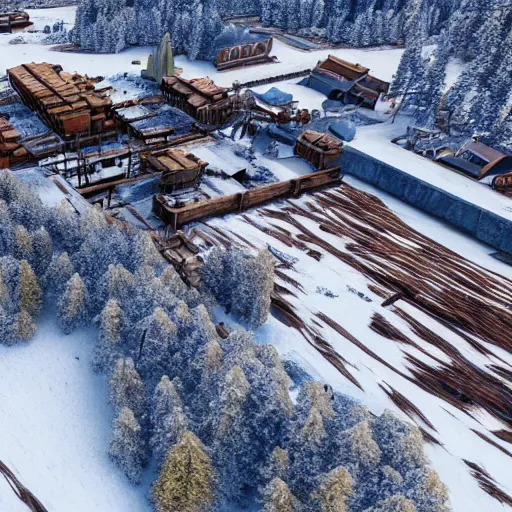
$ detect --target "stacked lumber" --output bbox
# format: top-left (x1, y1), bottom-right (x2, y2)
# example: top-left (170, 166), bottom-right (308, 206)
top-left (0, 11), bottom-right (31, 33)
top-left (161, 75), bottom-right (232, 125)
top-left (7, 63), bottom-right (114, 138)
top-left (0, 117), bottom-right (28, 168)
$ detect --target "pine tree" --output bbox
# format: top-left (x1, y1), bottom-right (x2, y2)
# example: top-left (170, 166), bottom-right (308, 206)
top-left (138, 307), bottom-right (177, 375)
top-left (109, 407), bottom-right (146, 484)
top-left (57, 273), bottom-right (89, 334)
top-left (109, 357), bottom-right (145, 418)
top-left (260, 446), bottom-right (289, 484)
top-left (44, 252), bottom-right (74, 295)
top-left (0, 305), bottom-right (14, 345)
top-left (0, 201), bottom-right (13, 256)
top-left (151, 375), bottom-right (188, 466)
top-left (14, 309), bottom-right (37, 343)
top-left (30, 227), bottom-right (53, 278)
top-left (152, 431), bottom-right (215, 512)
top-left (93, 299), bottom-right (124, 373)
top-left (17, 260), bottom-right (42, 317)
top-left (13, 225), bottom-right (32, 262)
top-left (261, 478), bottom-right (302, 512)
top-left (363, 495), bottom-right (417, 512)
top-left (315, 466), bottom-right (353, 512)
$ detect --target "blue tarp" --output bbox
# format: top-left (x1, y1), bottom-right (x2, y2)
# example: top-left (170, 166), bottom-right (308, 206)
top-left (329, 120), bottom-right (356, 142)
top-left (253, 87), bottom-right (293, 107)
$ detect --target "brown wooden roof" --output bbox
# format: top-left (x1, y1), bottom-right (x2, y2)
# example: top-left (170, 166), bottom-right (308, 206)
top-left (147, 148), bottom-right (207, 173)
top-left (318, 55), bottom-right (370, 81)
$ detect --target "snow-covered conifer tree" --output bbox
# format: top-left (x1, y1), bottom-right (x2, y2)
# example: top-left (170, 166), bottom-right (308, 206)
top-left (109, 357), bottom-right (145, 418)
top-left (137, 307), bottom-right (178, 375)
top-left (109, 407), bottom-right (146, 484)
top-left (152, 431), bottom-right (215, 512)
top-left (13, 225), bottom-right (32, 262)
top-left (30, 227), bottom-right (53, 278)
top-left (17, 260), bottom-right (42, 317)
top-left (151, 377), bottom-right (189, 466)
top-left (44, 252), bottom-right (74, 295)
top-left (363, 495), bottom-right (417, 512)
top-left (57, 273), bottom-right (89, 334)
top-left (315, 466), bottom-right (353, 512)
top-left (93, 299), bottom-right (125, 373)
top-left (261, 478), bottom-right (302, 512)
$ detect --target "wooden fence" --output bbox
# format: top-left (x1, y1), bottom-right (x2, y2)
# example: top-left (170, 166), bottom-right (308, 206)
top-left (153, 167), bottom-right (341, 230)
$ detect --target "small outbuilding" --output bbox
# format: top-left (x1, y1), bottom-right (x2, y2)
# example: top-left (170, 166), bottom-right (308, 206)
top-left (142, 148), bottom-right (208, 193)
top-left (161, 75), bottom-right (233, 126)
top-left (294, 130), bottom-right (343, 169)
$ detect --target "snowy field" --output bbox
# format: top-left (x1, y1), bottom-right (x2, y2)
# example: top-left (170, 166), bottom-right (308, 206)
top-left (0, 318), bottom-right (152, 512)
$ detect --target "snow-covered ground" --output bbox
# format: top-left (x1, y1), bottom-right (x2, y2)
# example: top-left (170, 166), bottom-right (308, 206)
top-left (0, 318), bottom-right (152, 512)
top-left (347, 116), bottom-right (512, 222)
top-left (200, 184), bottom-right (512, 512)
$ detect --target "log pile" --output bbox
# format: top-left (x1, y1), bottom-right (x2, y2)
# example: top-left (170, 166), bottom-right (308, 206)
top-left (185, 181), bottom-right (512, 507)
top-left (0, 117), bottom-right (28, 167)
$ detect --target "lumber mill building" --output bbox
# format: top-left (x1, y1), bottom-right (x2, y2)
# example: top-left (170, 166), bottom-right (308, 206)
top-left (304, 55), bottom-right (390, 109)
top-left (294, 130), bottom-right (343, 169)
top-left (142, 148), bottom-right (208, 193)
top-left (7, 62), bottom-right (114, 139)
top-left (161, 75), bottom-right (236, 126)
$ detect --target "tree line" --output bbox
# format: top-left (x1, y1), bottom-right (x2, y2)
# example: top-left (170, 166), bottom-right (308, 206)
top-left (70, 0), bottom-right (447, 57)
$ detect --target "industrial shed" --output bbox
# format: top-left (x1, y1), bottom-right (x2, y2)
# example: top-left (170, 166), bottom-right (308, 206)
top-left (7, 62), bottom-right (114, 139)
top-left (161, 75), bottom-right (234, 126)
top-left (303, 55), bottom-right (390, 110)
top-left (0, 11), bottom-right (31, 33)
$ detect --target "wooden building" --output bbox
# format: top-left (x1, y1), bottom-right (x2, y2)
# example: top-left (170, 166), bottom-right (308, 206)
top-left (0, 11), bottom-right (31, 33)
top-left (304, 55), bottom-right (390, 110)
top-left (8, 62), bottom-right (114, 139)
top-left (294, 130), bottom-right (343, 169)
top-left (215, 37), bottom-right (277, 71)
top-left (142, 148), bottom-right (208, 193)
top-left (161, 75), bottom-right (234, 126)
top-left (0, 117), bottom-right (29, 168)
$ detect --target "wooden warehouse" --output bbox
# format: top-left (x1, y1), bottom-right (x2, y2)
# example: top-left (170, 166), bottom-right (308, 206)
top-left (8, 62), bottom-right (114, 139)
top-left (142, 148), bottom-right (208, 193)
top-left (305, 55), bottom-right (390, 109)
top-left (294, 130), bottom-right (343, 169)
top-left (161, 75), bottom-right (235, 126)
top-left (0, 11), bottom-right (31, 33)
top-left (215, 37), bottom-right (277, 71)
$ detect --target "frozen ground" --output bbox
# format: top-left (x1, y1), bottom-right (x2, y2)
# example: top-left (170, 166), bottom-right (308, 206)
top-left (199, 182), bottom-right (512, 512)
top-left (0, 318), bottom-right (152, 512)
